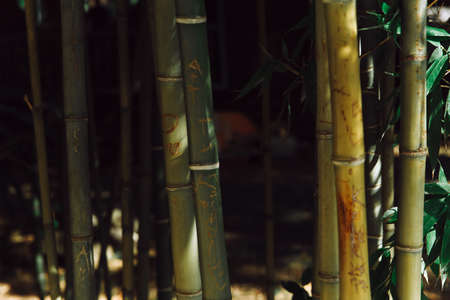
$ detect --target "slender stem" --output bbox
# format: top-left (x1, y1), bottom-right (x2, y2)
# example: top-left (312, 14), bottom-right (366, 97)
top-left (396, 2), bottom-right (427, 299)
top-left (61, 1), bottom-right (95, 299)
top-left (116, 0), bottom-right (134, 298)
top-left (315, 1), bottom-right (339, 299)
top-left (24, 0), bottom-right (61, 299)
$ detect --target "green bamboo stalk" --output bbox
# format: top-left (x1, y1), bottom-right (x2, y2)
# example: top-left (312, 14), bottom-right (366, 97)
top-left (359, 0), bottom-right (383, 255)
top-left (61, 1), bottom-right (95, 299)
top-left (153, 105), bottom-right (174, 300)
top-left (395, 2), bottom-right (427, 299)
top-left (381, 38), bottom-right (396, 245)
top-left (32, 195), bottom-right (48, 300)
top-left (174, 1), bottom-right (232, 300)
top-left (24, 0), bottom-right (61, 299)
top-left (256, 1), bottom-right (275, 299)
top-left (323, 0), bottom-right (371, 299)
top-left (315, 1), bottom-right (339, 299)
top-left (136, 2), bottom-right (153, 298)
top-left (116, 0), bottom-right (134, 299)
top-left (148, 1), bottom-right (203, 300)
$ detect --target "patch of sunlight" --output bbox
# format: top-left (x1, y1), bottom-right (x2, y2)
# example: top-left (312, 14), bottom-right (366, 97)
top-left (9, 230), bottom-right (34, 244)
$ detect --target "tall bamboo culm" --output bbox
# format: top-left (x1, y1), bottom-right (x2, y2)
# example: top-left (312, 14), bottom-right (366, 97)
top-left (116, 0), bottom-right (134, 298)
top-left (323, 0), bottom-right (371, 299)
top-left (315, 1), bottom-right (339, 299)
top-left (174, 1), bottom-right (232, 299)
top-left (359, 0), bottom-right (383, 255)
top-left (381, 38), bottom-right (396, 245)
top-left (61, 1), bottom-right (95, 299)
top-left (395, 1), bottom-right (427, 299)
top-left (256, 1), bottom-right (275, 299)
top-left (148, 1), bottom-right (203, 300)
top-left (24, 0), bottom-right (61, 299)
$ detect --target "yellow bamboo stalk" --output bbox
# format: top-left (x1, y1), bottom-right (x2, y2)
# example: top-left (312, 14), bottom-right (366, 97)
top-left (315, 1), bottom-right (339, 299)
top-left (323, 0), bottom-right (371, 299)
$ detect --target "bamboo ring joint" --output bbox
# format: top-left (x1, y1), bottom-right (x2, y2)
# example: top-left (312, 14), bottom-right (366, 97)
top-left (367, 183), bottom-right (382, 191)
top-left (316, 131), bottom-right (333, 140)
top-left (367, 234), bottom-right (383, 241)
top-left (175, 289), bottom-right (203, 298)
top-left (166, 184), bottom-right (192, 192)
top-left (190, 162), bottom-right (220, 171)
top-left (395, 244), bottom-right (423, 253)
top-left (318, 272), bottom-right (339, 283)
top-left (400, 148), bottom-right (427, 158)
top-left (156, 75), bottom-right (183, 82)
top-left (176, 16), bottom-right (207, 24)
top-left (404, 54), bottom-right (427, 62)
top-left (332, 156), bottom-right (365, 166)
top-left (64, 116), bottom-right (88, 121)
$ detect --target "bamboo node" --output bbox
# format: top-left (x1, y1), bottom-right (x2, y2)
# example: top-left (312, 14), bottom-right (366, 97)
top-left (176, 16), bottom-right (207, 24)
top-left (367, 183), bottom-right (382, 191)
top-left (395, 244), bottom-right (423, 253)
top-left (175, 289), bottom-right (202, 298)
top-left (166, 184), bottom-right (192, 192)
top-left (318, 272), bottom-right (339, 283)
top-left (332, 156), bottom-right (365, 166)
top-left (156, 75), bottom-right (183, 82)
top-left (404, 54), bottom-right (427, 62)
top-left (64, 115), bottom-right (88, 121)
top-left (367, 234), bottom-right (383, 241)
top-left (399, 148), bottom-right (427, 158)
top-left (190, 162), bottom-right (220, 171)
top-left (316, 131), bottom-right (333, 140)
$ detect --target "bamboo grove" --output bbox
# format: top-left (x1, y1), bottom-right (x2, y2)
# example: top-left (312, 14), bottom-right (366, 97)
top-left (10, 0), bottom-right (449, 299)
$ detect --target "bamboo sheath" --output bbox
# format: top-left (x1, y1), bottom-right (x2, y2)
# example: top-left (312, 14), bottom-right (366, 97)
top-left (148, 1), bottom-right (203, 300)
top-left (359, 0), bottom-right (383, 255)
top-left (61, 1), bottom-right (95, 299)
top-left (256, 1), bottom-right (275, 299)
top-left (174, 1), bottom-right (232, 299)
top-left (395, 1), bottom-right (427, 299)
top-left (314, 1), bottom-right (339, 299)
top-left (116, 0), bottom-right (134, 299)
top-left (381, 39), bottom-right (396, 244)
top-left (24, 0), bottom-right (61, 299)
top-left (323, 0), bottom-right (371, 299)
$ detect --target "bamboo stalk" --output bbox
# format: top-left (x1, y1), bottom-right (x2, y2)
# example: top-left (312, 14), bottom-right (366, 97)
top-left (381, 38), bottom-right (396, 245)
top-left (152, 106), bottom-right (174, 300)
top-left (24, 0), bottom-right (61, 299)
top-left (323, 1), bottom-right (371, 299)
top-left (136, 2), bottom-right (153, 298)
top-left (148, 1), bottom-right (203, 300)
top-left (256, 1), bottom-right (275, 299)
top-left (315, 1), bottom-right (339, 299)
top-left (395, 1), bottom-right (427, 299)
top-left (174, 1), bottom-right (231, 299)
top-left (116, 0), bottom-right (134, 299)
top-left (359, 0), bottom-right (383, 255)
top-left (61, 1), bottom-right (95, 299)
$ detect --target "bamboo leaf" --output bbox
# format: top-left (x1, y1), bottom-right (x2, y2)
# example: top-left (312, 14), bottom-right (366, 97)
top-left (440, 218), bottom-right (450, 289)
top-left (428, 46), bottom-right (443, 66)
top-left (423, 196), bottom-right (446, 233)
top-left (383, 206), bottom-right (398, 223)
top-left (425, 182), bottom-right (450, 195)
top-left (426, 54), bottom-right (448, 96)
top-left (236, 61), bottom-right (277, 99)
top-left (438, 163), bottom-right (448, 184)
top-left (426, 26), bottom-right (450, 42)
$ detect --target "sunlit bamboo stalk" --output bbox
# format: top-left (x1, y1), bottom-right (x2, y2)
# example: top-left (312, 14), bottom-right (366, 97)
top-left (395, 1), bottom-right (427, 299)
top-left (323, 1), bottom-right (371, 299)
top-left (24, 0), bottom-right (61, 299)
top-left (61, 1), bottom-right (95, 299)
top-left (148, 1), bottom-right (203, 299)
top-left (315, 1), bottom-right (339, 299)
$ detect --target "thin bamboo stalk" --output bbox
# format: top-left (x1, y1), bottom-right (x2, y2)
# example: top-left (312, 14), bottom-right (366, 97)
top-left (116, 0), bottom-right (134, 299)
top-left (61, 1), bottom-right (95, 299)
top-left (395, 2), bottom-right (427, 299)
top-left (24, 0), bottom-right (61, 299)
top-left (359, 0), bottom-right (383, 255)
top-left (152, 106), bottom-right (174, 300)
top-left (323, 0), bottom-right (371, 299)
top-left (256, 1), bottom-right (275, 299)
top-left (136, 2), bottom-right (153, 298)
top-left (174, 1), bottom-right (231, 299)
top-left (148, 1), bottom-right (203, 300)
top-left (381, 39), bottom-right (396, 245)
top-left (315, 1), bottom-right (339, 299)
